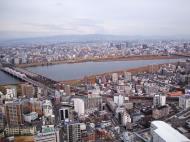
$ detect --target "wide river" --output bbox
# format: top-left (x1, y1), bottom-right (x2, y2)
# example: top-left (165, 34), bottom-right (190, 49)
top-left (26, 59), bottom-right (182, 81)
top-left (0, 58), bottom-right (184, 85)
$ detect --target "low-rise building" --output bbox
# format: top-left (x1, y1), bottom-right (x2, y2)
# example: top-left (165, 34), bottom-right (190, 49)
top-left (23, 112), bottom-right (38, 123)
top-left (152, 105), bottom-right (170, 119)
top-left (5, 125), bottom-right (36, 136)
top-left (34, 125), bottom-right (60, 142)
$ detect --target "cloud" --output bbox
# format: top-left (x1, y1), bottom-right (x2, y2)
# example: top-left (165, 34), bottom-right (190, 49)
top-left (0, 0), bottom-right (190, 39)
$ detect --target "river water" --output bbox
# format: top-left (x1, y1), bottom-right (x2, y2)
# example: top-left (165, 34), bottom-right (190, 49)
top-left (25, 59), bottom-right (182, 81)
top-left (0, 59), bottom-right (183, 84)
top-left (0, 70), bottom-right (21, 85)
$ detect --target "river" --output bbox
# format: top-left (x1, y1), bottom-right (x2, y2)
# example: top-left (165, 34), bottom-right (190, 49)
top-left (24, 59), bottom-right (182, 81)
top-left (0, 59), bottom-right (183, 84)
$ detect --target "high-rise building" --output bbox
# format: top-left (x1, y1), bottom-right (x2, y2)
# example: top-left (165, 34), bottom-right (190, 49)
top-left (85, 94), bottom-right (102, 114)
top-left (118, 111), bottom-right (131, 126)
top-left (42, 100), bottom-right (53, 117)
top-left (179, 95), bottom-right (190, 109)
top-left (114, 95), bottom-right (124, 107)
top-left (0, 112), bottom-right (4, 130)
top-left (65, 85), bottom-right (71, 96)
top-left (71, 98), bottom-right (85, 116)
top-left (71, 94), bottom-right (102, 116)
top-left (21, 83), bottom-right (35, 98)
top-left (66, 123), bottom-right (81, 142)
top-left (5, 100), bottom-right (23, 125)
top-left (59, 105), bottom-right (73, 123)
top-left (29, 98), bottom-right (43, 116)
top-left (153, 94), bottom-right (166, 107)
top-left (112, 73), bottom-right (118, 83)
top-left (124, 72), bottom-right (132, 82)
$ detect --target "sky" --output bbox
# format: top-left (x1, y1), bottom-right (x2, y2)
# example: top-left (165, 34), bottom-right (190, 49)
top-left (0, 0), bottom-right (190, 39)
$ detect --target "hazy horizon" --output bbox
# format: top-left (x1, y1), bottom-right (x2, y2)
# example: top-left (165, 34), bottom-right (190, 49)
top-left (1, 0), bottom-right (190, 40)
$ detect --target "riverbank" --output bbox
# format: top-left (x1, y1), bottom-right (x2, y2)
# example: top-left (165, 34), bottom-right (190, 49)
top-left (17, 55), bottom-right (177, 68)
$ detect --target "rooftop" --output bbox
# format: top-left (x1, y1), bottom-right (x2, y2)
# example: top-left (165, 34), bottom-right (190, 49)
top-left (151, 121), bottom-right (190, 142)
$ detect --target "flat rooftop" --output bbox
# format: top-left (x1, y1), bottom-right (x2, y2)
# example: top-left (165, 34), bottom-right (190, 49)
top-left (151, 121), bottom-right (190, 142)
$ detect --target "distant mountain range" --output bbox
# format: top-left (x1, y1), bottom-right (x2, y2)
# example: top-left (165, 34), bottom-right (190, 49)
top-left (0, 34), bottom-right (190, 46)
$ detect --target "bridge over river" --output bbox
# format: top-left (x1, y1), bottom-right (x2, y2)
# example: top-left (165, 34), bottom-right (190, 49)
top-left (0, 64), bottom-right (57, 96)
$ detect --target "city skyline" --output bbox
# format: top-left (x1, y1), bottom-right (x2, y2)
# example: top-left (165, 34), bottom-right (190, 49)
top-left (1, 0), bottom-right (190, 40)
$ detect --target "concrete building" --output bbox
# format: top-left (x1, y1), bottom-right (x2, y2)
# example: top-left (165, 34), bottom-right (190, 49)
top-left (29, 98), bottom-right (43, 116)
top-left (120, 112), bottom-right (131, 126)
top-left (59, 105), bottom-right (73, 123)
top-left (179, 95), bottom-right (190, 109)
top-left (65, 85), bottom-right (71, 96)
top-left (112, 73), bottom-right (119, 83)
top-left (71, 98), bottom-right (85, 116)
top-left (0, 112), bottom-right (4, 130)
top-left (124, 72), bottom-right (132, 82)
top-left (42, 100), bottom-right (53, 117)
top-left (34, 125), bottom-right (60, 142)
top-left (152, 106), bottom-right (170, 119)
top-left (21, 83), bottom-right (35, 98)
top-left (144, 83), bottom-right (159, 96)
top-left (5, 86), bottom-right (17, 99)
top-left (23, 112), bottom-right (38, 123)
top-left (151, 121), bottom-right (190, 142)
top-left (85, 94), bottom-right (102, 114)
top-left (114, 95), bottom-right (124, 107)
top-left (107, 100), bottom-right (117, 112)
top-left (5, 100), bottom-right (23, 125)
top-left (66, 123), bottom-right (81, 142)
top-left (71, 94), bottom-right (102, 116)
top-left (13, 58), bottom-right (20, 65)
top-left (5, 125), bottom-right (36, 136)
top-left (153, 94), bottom-right (166, 107)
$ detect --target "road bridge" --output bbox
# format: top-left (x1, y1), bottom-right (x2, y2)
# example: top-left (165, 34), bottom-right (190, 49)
top-left (0, 67), bottom-right (55, 95)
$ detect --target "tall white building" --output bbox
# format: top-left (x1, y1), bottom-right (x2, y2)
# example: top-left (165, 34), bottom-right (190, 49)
top-left (151, 121), bottom-right (190, 142)
top-left (71, 98), bottom-right (85, 116)
top-left (153, 94), bottom-right (166, 107)
top-left (114, 95), bottom-right (124, 107)
top-left (179, 95), bottom-right (190, 109)
top-left (112, 73), bottom-right (118, 83)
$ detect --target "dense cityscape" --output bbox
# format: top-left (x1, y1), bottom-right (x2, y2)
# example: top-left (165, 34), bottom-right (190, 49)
top-left (0, 39), bottom-right (190, 142)
top-left (0, 40), bottom-right (190, 67)
top-left (1, 0), bottom-right (190, 142)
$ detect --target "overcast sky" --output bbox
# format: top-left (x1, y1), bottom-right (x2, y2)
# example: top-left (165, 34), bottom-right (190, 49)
top-left (0, 0), bottom-right (190, 39)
